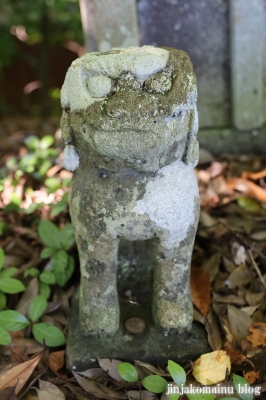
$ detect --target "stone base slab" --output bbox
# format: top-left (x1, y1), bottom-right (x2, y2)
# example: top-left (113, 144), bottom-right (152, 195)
top-left (66, 292), bottom-right (209, 371)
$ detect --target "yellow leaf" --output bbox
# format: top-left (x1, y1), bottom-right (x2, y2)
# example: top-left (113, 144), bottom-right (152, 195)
top-left (193, 350), bottom-right (231, 385)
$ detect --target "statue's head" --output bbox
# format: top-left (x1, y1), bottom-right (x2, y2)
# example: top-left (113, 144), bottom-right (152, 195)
top-left (61, 46), bottom-right (198, 172)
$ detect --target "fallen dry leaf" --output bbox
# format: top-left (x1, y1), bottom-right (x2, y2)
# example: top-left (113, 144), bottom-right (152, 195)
top-left (225, 265), bottom-right (252, 288)
top-left (0, 386), bottom-right (17, 400)
top-left (225, 348), bottom-right (247, 365)
top-left (246, 322), bottom-right (266, 348)
top-left (134, 361), bottom-right (170, 377)
top-left (77, 368), bottom-right (109, 380)
top-left (227, 178), bottom-right (266, 202)
top-left (243, 371), bottom-right (260, 385)
top-left (241, 169), bottom-right (266, 180)
top-left (227, 305), bottom-right (253, 345)
top-left (126, 390), bottom-right (157, 400)
top-left (193, 350), bottom-right (231, 385)
top-left (72, 370), bottom-right (125, 399)
top-left (190, 267), bottom-right (211, 316)
top-left (49, 351), bottom-right (67, 379)
top-left (98, 358), bottom-right (124, 382)
top-left (16, 277), bottom-right (39, 317)
top-left (245, 291), bottom-right (265, 306)
top-left (0, 353), bottom-right (42, 394)
top-left (202, 253), bottom-right (220, 282)
top-left (205, 309), bottom-right (223, 351)
top-left (34, 379), bottom-right (65, 400)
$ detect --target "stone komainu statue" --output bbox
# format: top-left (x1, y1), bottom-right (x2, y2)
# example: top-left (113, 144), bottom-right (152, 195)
top-left (60, 46), bottom-right (199, 335)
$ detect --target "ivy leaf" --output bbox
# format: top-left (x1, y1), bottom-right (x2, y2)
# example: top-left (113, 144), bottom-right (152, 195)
top-left (38, 220), bottom-right (61, 248)
top-left (39, 135), bottom-right (54, 149)
top-left (33, 323), bottom-right (66, 347)
top-left (0, 292), bottom-right (6, 310)
top-left (0, 247), bottom-right (4, 269)
top-left (0, 278), bottom-right (25, 294)
top-left (0, 327), bottom-right (11, 345)
top-left (59, 223), bottom-right (75, 250)
top-left (141, 375), bottom-right (168, 393)
top-left (0, 310), bottom-right (29, 331)
top-left (40, 247), bottom-right (57, 258)
top-left (187, 394), bottom-right (215, 400)
top-left (39, 282), bottom-right (51, 299)
top-left (233, 374), bottom-right (253, 400)
top-left (0, 267), bottom-right (18, 279)
top-left (39, 270), bottom-right (56, 285)
top-left (117, 362), bottom-right (138, 382)
top-left (169, 395), bottom-right (180, 400)
top-left (29, 295), bottom-right (47, 322)
top-left (54, 255), bottom-right (75, 287)
top-left (51, 250), bottom-right (69, 286)
top-left (24, 268), bottom-right (39, 278)
top-left (168, 360), bottom-right (186, 387)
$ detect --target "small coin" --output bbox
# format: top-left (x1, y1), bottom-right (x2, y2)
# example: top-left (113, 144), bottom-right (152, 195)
top-left (125, 317), bottom-right (146, 334)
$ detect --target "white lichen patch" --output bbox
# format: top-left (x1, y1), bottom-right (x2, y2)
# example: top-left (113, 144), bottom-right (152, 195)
top-left (64, 145), bottom-right (80, 171)
top-left (86, 75), bottom-right (113, 98)
top-left (61, 46), bottom-right (169, 111)
top-left (133, 160), bottom-right (199, 247)
top-left (85, 46), bottom-right (169, 81)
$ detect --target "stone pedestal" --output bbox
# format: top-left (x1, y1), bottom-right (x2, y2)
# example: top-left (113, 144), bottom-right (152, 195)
top-left (66, 241), bottom-right (209, 370)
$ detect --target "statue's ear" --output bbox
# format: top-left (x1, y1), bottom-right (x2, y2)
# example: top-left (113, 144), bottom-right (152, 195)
top-left (183, 135), bottom-right (199, 167)
top-left (60, 109), bottom-right (72, 144)
top-left (182, 108), bottom-right (199, 167)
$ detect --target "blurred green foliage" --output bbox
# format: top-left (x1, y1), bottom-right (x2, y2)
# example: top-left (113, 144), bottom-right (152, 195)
top-left (0, 0), bottom-right (83, 74)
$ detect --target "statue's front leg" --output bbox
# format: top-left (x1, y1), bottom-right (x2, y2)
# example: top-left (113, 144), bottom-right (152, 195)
top-left (78, 232), bottom-right (120, 335)
top-left (153, 222), bottom-right (198, 332)
top-left (69, 189), bottom-right (120, 334)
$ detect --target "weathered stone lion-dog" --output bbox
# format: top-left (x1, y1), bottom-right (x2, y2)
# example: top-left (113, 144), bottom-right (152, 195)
top-left (60, 45), bottom-right (199, 335)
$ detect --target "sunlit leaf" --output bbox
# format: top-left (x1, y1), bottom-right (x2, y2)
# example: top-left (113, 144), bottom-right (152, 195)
top-left (39, 135), bottom-right (54, 149)
top-left (33, 323), bottom-right (66, 347)
top-left (24, 135), bottom-right (40, 151)
top-left (193, 351), bottom-right (231, 385)
top-left (168, 360), bottom-right (186, 387)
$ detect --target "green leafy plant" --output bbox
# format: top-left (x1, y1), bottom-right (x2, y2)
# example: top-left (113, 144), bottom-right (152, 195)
top-left (117, 360), bottom-right (256, 400)
top-left (0, 297), bottom-right (66, 347)
top-left (0, 247), bottom-right (25, 311)
top-left (38, 219), bottom-right (75, 286)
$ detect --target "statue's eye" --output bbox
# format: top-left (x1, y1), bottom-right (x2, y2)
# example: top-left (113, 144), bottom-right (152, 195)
top-left (144, 72), bottom-right (172, 93)
top-left (116, 72), bottom-right (142, 91)
top-left (86, 75), bottom-right (113, 98)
